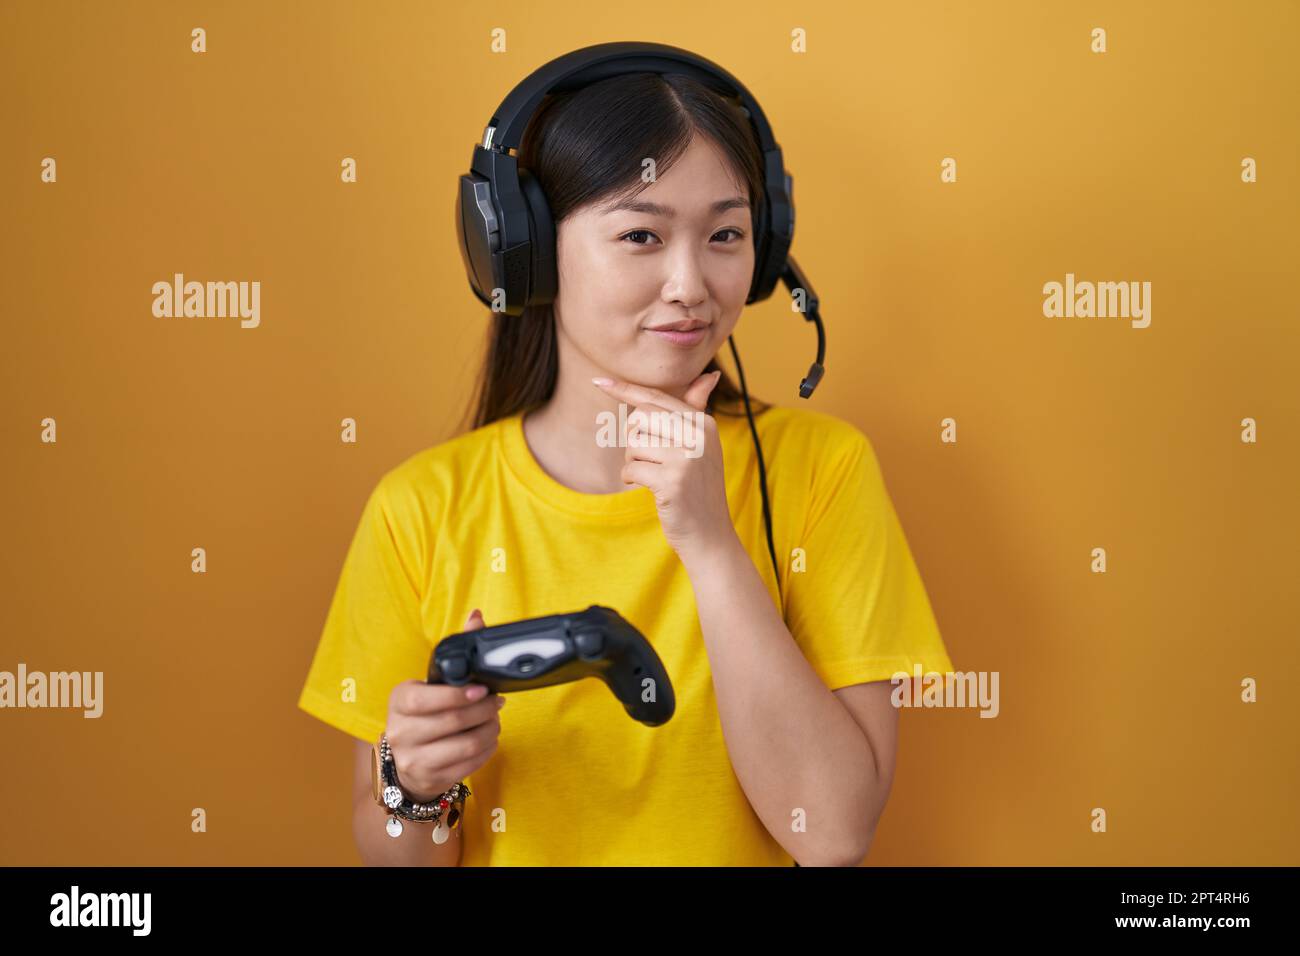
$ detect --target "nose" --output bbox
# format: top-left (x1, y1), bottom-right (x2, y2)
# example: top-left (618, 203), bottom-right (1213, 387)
top-left (660, 244), bottom-right (708, 309)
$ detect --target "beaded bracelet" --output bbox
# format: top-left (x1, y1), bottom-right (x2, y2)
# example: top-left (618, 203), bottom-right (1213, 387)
top-left (378, 732), bottom-right (471, 839)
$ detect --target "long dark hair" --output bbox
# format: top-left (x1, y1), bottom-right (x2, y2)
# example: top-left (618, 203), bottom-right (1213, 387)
top-left (461, 70), bottom-right (775, 433)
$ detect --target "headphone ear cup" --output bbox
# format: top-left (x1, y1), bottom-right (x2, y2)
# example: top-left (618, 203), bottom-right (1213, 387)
top-left (748, 170), bottom-right (793, 303)
top-left (518, 168), bottom-right (557, 306)
top-left (748, 191), bottom-right (773, 303)
top-left (456, 172), bottom-right (498, 309)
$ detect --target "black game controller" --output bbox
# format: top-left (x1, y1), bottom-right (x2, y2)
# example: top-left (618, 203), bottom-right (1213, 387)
top-left (427, 605), bottom-right (675, 726)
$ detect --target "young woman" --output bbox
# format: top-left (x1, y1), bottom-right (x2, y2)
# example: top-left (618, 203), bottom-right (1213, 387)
top-left (298, 69), bottom-right (953, 866)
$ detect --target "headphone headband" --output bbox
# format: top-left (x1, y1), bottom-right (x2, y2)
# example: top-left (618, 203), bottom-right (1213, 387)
top-left (483, 41), bottom-right (778, 155)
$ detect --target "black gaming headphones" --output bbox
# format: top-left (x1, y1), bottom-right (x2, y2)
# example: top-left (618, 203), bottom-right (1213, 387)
top-left (455, 40), bottom-right (827, 606)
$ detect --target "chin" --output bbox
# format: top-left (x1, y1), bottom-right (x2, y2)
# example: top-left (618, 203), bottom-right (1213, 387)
top-left (649, 370), bottom-right (712, 396)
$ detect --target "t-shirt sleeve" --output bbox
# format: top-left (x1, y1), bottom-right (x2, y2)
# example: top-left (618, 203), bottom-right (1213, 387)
top-left (296, 472), bottom-right (434, 744)
top-left (784, 425), bottom-right (954, 691)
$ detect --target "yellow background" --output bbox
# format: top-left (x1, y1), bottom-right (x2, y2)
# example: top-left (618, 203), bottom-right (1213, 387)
top-left (1, 0), bottom-right (1296, 864)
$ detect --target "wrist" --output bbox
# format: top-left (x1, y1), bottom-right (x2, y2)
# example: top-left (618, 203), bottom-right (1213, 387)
top-left (678, 529), bottom-right (745, 577)
top-left (372, 733), bottom-right (471, 838)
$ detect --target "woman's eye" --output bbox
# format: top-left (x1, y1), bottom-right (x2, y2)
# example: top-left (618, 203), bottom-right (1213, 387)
top-left (619, 228), bottom-right (745, 245)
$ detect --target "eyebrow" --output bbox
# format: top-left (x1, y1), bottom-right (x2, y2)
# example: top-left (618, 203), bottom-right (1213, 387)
top-left (602, 196), bottom-right (750, 217)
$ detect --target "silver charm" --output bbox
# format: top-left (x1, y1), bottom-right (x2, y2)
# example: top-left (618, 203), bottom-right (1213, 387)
top-left (382, 785), bottom-right (403, 809)
top-left (385, 816), bottom-right (403, 838)
top-left (432, 821), bottom-right (450, 844)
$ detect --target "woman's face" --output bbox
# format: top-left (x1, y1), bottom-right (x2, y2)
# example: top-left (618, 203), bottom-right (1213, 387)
top-left (552, 132), bottom-right (756, 393)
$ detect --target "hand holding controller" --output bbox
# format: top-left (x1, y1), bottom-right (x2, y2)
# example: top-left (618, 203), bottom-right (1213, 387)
top-left (427, 605), bottom-right (675, 726)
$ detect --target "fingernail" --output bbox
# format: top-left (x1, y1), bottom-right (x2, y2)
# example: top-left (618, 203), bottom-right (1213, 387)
top-left (495, 696), bottom-right (507, 708)
top-left (591, 377), bottom-right (612, 387)
top-left (466, 685), bottom-right (487, 701)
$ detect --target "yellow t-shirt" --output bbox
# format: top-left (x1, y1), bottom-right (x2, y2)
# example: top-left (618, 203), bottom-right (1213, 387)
top-left (297, 404), bottom-right (954, 865)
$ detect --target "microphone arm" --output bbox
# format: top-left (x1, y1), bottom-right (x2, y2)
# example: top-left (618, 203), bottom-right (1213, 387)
top-left (782, 256), bottom-right (825, 398)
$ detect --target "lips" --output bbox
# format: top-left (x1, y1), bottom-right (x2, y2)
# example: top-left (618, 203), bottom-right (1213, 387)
top-left (646, 320), bottom-right (709, 332)
top-left (644, 325), bottom-right (709, 347)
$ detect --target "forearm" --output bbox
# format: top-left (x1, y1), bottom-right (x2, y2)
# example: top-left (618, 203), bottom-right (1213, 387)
top-left (681, 535), bottom-right (881, 867)
top-left (352, 796), bottom-right (463, 866)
